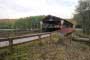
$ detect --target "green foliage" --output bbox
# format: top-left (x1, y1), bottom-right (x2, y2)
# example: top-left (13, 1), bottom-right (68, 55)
top-left (0, 32), bottom-right (60, 60)
top-left (0, 22), bottom-right (13, 29)
top-left (0, 15), bottom-right (45, 30)
top-left (74, 0), bottom-right (90, 34)
top-left (14, 18), bottom-right (31, 30)
top-left (14, 15), bottom-right (45, 30)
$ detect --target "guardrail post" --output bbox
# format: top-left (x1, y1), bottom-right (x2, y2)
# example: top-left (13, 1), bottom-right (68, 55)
top-left (8, 38), bottom-right (14, 60)
top-left (39, 34), bottom-right (41, 40)
top-left (39, 34), bottom-right (43, 46)
top-left (49, 32), bottom-right (53, 44)
top-left (49, 33), bottom-right (51, 40)
top-left (9, 39), bottom-right (13, 52)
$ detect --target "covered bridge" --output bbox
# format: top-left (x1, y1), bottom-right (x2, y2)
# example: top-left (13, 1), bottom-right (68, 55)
top-left (42, 15), bottom-right (75, 32)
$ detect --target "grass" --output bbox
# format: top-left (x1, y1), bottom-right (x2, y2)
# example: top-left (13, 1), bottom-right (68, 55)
top-left (0, 32), bottom-right (60, 60)
top-left (74, 29), bottom-right (90, 38)
top-left (0, 32), bottom-right (90, 60)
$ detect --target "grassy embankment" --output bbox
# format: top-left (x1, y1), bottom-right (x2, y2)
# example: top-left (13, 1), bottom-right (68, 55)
top-left (0, 32), bottom-right (90, 60)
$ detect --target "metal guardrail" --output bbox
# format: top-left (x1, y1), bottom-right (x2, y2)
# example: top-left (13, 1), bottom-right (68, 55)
top-left (0, 32), bottom-right (52, 48)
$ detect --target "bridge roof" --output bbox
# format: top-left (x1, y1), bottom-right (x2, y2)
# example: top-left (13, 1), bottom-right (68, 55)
top-left (42, 15), bottom-right (75, 25)
top-left (65, 19), bottom-right (77, 25)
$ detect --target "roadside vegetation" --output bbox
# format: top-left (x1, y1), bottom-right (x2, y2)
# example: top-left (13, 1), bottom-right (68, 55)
top-left (74, 0), bottom-right (90, 35)
top-left (0, 32), bottom-right (90, 60)
top-left (0, 15), bottom-right (45, 29)
top-left (0, 15), bottom-right (45, 37)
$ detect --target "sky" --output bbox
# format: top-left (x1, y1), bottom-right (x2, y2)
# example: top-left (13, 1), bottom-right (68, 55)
top-left (0, 0), bottom-right (79, 19)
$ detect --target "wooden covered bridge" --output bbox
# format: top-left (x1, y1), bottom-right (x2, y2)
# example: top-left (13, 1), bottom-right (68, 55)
top-left (42, 15), bottom-right (75, 36)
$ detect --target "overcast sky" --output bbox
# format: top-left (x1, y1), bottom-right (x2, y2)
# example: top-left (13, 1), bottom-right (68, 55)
top-left (0, 0), bottom-right (78, 19)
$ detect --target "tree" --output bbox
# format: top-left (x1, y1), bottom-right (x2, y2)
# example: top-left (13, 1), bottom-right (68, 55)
top-left (0, 22), bottom-right (13, 29)
top-left (74, 0), bottom-right (90, 34)
top-left (14, 18), bottom-right (27, 30)
top-left (14, 15), bottom-right (45, 30)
